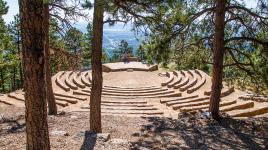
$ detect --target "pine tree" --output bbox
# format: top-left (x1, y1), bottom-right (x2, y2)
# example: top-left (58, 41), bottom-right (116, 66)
top-left (20, 0), bottom-right (50, 148)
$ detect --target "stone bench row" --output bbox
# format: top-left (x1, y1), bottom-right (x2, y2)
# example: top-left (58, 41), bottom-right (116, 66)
top-left (163, 70), bottom-right (208, 94)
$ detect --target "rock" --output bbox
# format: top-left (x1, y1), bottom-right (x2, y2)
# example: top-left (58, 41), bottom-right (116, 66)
top-left (200, 145), bottom-right (208, 150)
top-left (2, 126), bottom-right (12, 130)
top-left (97, 133), bottom-right (110, 142)
top-left (70, 115), bottom-right (78, 119)
top-left (179, 144), bottom-right (191, 150)
top-left (143, 138), bottom-right (154, 144)
top-left (73, 131), bottom-right (85, 140)
top-left (0, 114), bottom-right (4, 121)
top-left (139, 146), bottom-right (150, 150)
top-left (51, 130), bottom-right (68, 136)
top-left (110, 138), bottom-right (128, 145)
top-left (58, 111), bottom-right (65, 115)
top-left (167, 145), bottom-right (180, 150)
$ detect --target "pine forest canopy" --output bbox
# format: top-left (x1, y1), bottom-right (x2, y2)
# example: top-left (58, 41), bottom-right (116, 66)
top-left (0, 0), bottom-right (267, 94)
top-left (0, 0), bottom-right (267, 149)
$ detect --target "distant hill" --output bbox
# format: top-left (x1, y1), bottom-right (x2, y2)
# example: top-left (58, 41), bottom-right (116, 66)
top-left (75, 22), bottom-right (142, 57)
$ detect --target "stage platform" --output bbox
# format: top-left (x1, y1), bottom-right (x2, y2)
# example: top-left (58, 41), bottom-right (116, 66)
top-left (102, 62), bottom-right (158, 72)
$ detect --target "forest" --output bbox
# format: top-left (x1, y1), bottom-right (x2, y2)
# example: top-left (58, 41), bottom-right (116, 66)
top-left (0, 0), bottom-right (267, 149)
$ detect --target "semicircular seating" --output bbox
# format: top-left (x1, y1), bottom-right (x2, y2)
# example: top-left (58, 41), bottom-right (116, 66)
top-left (81, 71), bottom-right (92, 87)
top-left (204, 86), bottom-right (235, 97)
top-left (167, 71), bottom-right (183, 88)
top-left (55, 71), bottom-right (70, 91)
top-left (64, 71), bottom-right (78, 90)
top-left (179, 70), bottom-right (198, 92)
top-left (187, 70), bottom-right (207, 94)
top-left (173, 71), bottom-right (189, 89)
top-left (161, 72), bottom-right (174, 86)
top-left (72, 72), bottom-right (86, 88)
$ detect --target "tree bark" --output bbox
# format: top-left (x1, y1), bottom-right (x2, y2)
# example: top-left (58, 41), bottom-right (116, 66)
top-left (20, 0), bottom-right (50, 149)
top-left (44, 3), bottom-right (57, 115)
top-left (90, 0), bottom-right (104, 133)
top-left (17, 24), bottom-right (24, 88)
top-left (209, 0), bottom-right (226, 120)
top-left (12, 65), bottom-right (17, 91)
top-left (0, 68), bottom-right (4, 92)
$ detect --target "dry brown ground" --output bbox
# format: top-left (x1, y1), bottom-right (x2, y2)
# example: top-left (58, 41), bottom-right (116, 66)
top-left (0, 106), bottom-right (267, 150)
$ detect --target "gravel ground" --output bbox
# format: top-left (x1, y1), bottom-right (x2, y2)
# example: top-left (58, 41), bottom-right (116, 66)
top-left (0, 109), bottom-right (267, 150)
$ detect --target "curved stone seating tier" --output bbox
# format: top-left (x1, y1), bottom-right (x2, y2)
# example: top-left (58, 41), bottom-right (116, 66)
top-left (0, 98), bottom-right (13, 105)
top-left (100, 106), bottom-right (158, 111)
top-left (54, 92), bottom-right (87, 101)
top-left (179, 70), bottom-right (198, 92)
top-left (102, 88), bottom-right (169, 94)
top-left (54, 96), bottom-right (78, 104)
top-left (104, 85), bottom-right (160, 89)
top-left (91, 109), bottom-right (164, 115)
top-left (203, 101), bottom-right (254, 112)
top-left (187, 70), bottom-right (207, 94)
top-left (101, 102), bottom-right (153, 107)
top-left (179, 99), bottom-right (237, 112)
top-left (7, 93), bottom-right (25, 102)
top-left (161, 72), bottom-right (174, 86)
top-left (166, 96), bottom-right (210, 107)
top-left (81, 72), bottom-right (92, 87)
top-left (227, 104), bottom-right (268, 117)
top-left (81, 89), bottom-right (175, 97)
top-left (64, 71), bottom-right (79, 90)
top-left (238, 95), bottom-right (268, 103)
top-left (72, 72), bottom-right (86, 89)
top-left (56, 71), bottom-right (71, 91)
top-left (167, 71), bottom-right (183, 88)
top-left (173, 71), bottom-right (190, 89)
top-left (8, 92), bottom-right (69, 107)
top-left (102, 87), bottom-right (163, 92)
top-left (204, 86), bottom-right (235, 97)
top-left (160, 95), bottom-right (199, 103)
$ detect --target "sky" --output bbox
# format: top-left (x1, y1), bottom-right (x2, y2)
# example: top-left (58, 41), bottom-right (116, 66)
top-left (3, 0), bottom-right (258, 29)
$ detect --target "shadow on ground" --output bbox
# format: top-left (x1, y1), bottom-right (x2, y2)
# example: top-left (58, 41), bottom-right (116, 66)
top-left (80, 131), bottom-right (97, 150)
top-left (130, 113), bottom-right (268, 150)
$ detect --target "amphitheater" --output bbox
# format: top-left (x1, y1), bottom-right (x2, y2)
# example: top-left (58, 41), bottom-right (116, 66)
top-left (0, 61), bottom-right (268, 119)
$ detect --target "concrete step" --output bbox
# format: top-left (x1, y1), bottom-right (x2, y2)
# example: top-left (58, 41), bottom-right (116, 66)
top-left (173, 99), bottom-right (236, 110)
top-left (161, 72), bottom-right (174, 86)
top-left (179, 70), bottom-right (198, 92)
top-left (228, 105), bottom-right (268, 117)
top-left (179, 100), bottom-right (237, 112)
top-left (80, 107), bottom-right (164, 115)
top-left (102, 88), bottom-right (168, 94)
top-left (55, 71), bottom-right (70, 91)
top-left (166, 96), bottom-right (209, 106)
top-left (54, 96), bottom-right (78, 104)
top-left (64, 71), bottom-right (78, 90)
top-left (54, 92), bottom-right (87, 101)
top-left (72, 72), bottom-right (86, 88)
top-left (167, 72), bottom-right (183, 88)
top-left (82, 89), bottom-right (175, 97)
top-left (160, 95), bottom-right (199, 103)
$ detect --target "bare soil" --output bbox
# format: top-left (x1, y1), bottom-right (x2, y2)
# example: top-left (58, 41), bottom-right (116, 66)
top-left (0, 107), bottom-right (267, 150)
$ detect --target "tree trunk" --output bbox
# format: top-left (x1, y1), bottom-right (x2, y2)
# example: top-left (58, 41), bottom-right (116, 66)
top-left (44, 3), bottom-right (57, 115)
top-left (0, 68), bottom-right (4, 92)
top-left (90, 0), bottom-right (104, 133)
top-left (12, 65), bottom-right (17, 91)
top-left (20, 0), bottom-right (50, 149)
top-left (209, 0), bottom-right (226, 120)
top-left (17, 27), bottom-right (24, 88)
